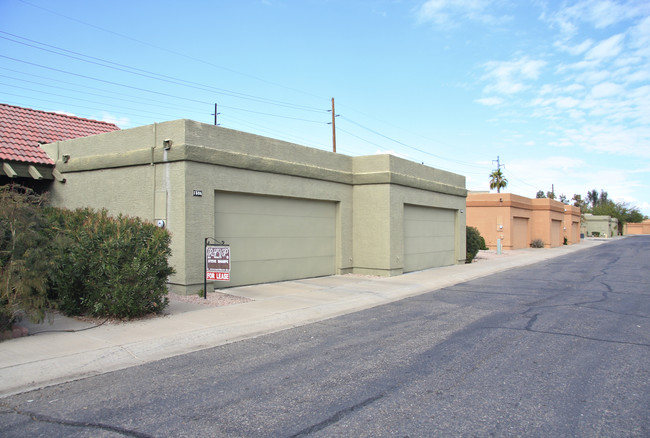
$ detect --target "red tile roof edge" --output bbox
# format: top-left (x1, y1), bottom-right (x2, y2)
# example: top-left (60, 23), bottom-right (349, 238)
top-left (0, 103), bottom-right (121, 131)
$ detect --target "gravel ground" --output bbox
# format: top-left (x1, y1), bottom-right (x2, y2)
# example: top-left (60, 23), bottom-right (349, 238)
top-left (473, 249), bottom-right (516, 261)
top-left (168, 291), bottom-right (253, 307)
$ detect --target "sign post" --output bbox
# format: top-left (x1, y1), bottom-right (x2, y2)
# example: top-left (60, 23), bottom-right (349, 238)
top-left (204, 238), bottom-right (230, 299)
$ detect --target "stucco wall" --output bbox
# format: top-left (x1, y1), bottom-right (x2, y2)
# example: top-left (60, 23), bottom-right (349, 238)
top-left (581, 214), bottom-right (619, 237)
top-left (44, 120), bottom-right (467, 294)
top-left (625, 220), bottom-right (650, 235)
top-left (467, 193), bottom-right (580, 250)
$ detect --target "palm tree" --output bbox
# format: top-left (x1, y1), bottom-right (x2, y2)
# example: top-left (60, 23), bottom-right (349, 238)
top-left (489, 169), bottom-right (508, 193)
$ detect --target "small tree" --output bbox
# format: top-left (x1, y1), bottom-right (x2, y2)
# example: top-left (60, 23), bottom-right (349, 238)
top-left (466, 226), bottom-right (487, 263)
top-left (572, 194), bottom-right (585, 211)
top-left (536, 190), bottom-right (546, 198)
top-left (489, 169), bottom-right (508, 193)
top-left (0, 185), bottom-right (53, 330)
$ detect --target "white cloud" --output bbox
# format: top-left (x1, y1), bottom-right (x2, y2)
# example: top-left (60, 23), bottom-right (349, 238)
top-left (558, 123), bottom-right (650, 157)
top-left (554, 38), bottom-right (594, 55)
top-left (589, 81), bottom-right (625, 98)
top-left (556, 97), bottom-right (581, 108)
top-left (482, 57), bottom-right (547, 95)
top-left (54, 110), bottom-right (76, 117)
top-left (547, 0), bottom-right (646, 36)
top-left (101, 113), bottom-right (131, 128)
top-left (624, 68), bottom-right (650, 83)
top-left (585, 33), bottom-right (625, 61)
top-left (568, 109), bottom-right (586, 119)
top-left (475, 97), bottom-right (504, 106)
top-left (498, 156), bottom-right (648, 209)
top-left (416, 0), bottom-right (511, 27)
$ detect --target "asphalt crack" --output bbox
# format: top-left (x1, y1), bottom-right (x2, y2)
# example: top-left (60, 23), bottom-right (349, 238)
top-left (288, 392), bottom-right (386, 437)
top-left (483, 325), bottom-right (650, 348)
top-left (525, 313), bottom-right (539, 331)
top-left (0, 403), bottom-right (154, 438)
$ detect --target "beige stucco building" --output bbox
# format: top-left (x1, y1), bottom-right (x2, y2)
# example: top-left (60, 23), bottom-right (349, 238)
top-left (43, 119), bottom-right (467, 294)
top-left (466, 192), bottom-right (581, 250)
top-left (624, 219), bottom-right (650, 235)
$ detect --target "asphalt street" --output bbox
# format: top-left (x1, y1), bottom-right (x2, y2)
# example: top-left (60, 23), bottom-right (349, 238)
top-left (1, 236), bottom-right (648, 437)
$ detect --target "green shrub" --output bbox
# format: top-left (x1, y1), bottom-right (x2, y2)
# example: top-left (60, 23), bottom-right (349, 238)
top-left (0, 185), bottom-right (54, 330)
top-left (531, 239), bottom-right (544, 248)
top-left (466, 226), bottom-right (485, 263)
top-left (46, 208), bottom-right (174, 319)
top-left (591, 231), bottom-right (600, 237)
top-left (479, 234), bottom-right (488, 250)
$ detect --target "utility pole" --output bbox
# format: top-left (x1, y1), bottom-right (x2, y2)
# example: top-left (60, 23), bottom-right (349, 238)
top-left (211, 103), bottom-right (220, 126)
top-left (328, 98), bottom-right (339, 153)
top-left (492, 156), bottom-right (505, 171)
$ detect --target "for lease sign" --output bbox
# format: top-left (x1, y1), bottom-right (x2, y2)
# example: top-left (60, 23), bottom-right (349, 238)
top-left (206, 271), bottom-right (230, 281)
top-left (206, 245), bottom-right (230, 281)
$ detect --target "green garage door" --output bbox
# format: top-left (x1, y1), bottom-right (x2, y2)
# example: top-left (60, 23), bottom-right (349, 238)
top-left (215, 192), bottom-right (336, 287)
top-left (403, 204), bottom-right (456, 273)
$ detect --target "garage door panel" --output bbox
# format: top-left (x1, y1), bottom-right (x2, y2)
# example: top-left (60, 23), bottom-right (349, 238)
top-left (234, 256), bottom-right (334, 284)
top-left (406, 251), bottom-right (454, 270)
top-left (405, 235), bottom-right (455, 254)
top-left (405, 222), bottom-right (452, 237)
top-left (221, 195), bottom-right (331, 218)
top-left (512, 217), bottom-right (529, 249)
top-left (233, 237), bottom-right (335, 260)
top-left (216, 213), bottom-right (334, 238)
top-left (404, 205), bottom-right (456, 273)
top-left (551, 219), bottom-right (562, 247)
top-left (215, 192), bottom-right (336, 286)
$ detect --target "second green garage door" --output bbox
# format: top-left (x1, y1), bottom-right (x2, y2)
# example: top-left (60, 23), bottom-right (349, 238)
top-left (215, 192), bottom-right (336, 287)
top-left (403, 204), bottom-right (456, 273)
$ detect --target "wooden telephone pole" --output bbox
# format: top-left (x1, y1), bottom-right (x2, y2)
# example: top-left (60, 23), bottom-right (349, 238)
top-left (330, 98), bottom-right (337, 153)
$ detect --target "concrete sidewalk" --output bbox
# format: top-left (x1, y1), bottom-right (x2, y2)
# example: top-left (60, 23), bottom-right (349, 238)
top-left (0, 239), bottom-right (613, 398)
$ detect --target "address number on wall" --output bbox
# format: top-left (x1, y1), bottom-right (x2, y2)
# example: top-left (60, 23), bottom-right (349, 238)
top-left (193, 190), bottom-right (203, 197)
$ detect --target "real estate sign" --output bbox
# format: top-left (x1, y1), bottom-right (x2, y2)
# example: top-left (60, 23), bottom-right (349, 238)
top-left (206, 244), bottom-right (230, 281)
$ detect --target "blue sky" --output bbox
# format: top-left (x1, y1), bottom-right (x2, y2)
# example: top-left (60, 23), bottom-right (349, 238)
top-left (1, 0), bottom-right (649, 215)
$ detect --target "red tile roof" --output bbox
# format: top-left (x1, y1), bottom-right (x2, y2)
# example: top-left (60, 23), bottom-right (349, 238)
top-left (0, 103), bottom-right (120, 165)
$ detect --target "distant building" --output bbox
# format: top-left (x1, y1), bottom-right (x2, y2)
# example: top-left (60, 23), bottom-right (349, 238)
top-left (625, 220), bottom-right (650, 235)
top-left (466, 192), bottom-right (581, 250)
top-left (581, 214), bottom-right (618, 237)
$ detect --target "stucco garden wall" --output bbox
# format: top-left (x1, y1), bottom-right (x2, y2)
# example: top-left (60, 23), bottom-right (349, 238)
top-left (625, 220), bottom-right (650, 235)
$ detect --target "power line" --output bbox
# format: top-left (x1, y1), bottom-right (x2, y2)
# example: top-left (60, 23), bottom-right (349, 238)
top-left (15, 0), bottom-right (328, 102)
top-left (0, 54), bottom-right (213, 106)
top-left (339, 115), bottom-right (487, 169)
top-left (0, 67), bottom-right (196, 111)
top-left (0, 73), bottom-right (199, 113)
top-left (2, 6), bottom-right (498, 174)
top-left (0, 82), bottom-right (185, 118)
top-left (0, 91), bottom-right (173, 123)
top-left (0, 31), bottom-right (328, 113)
